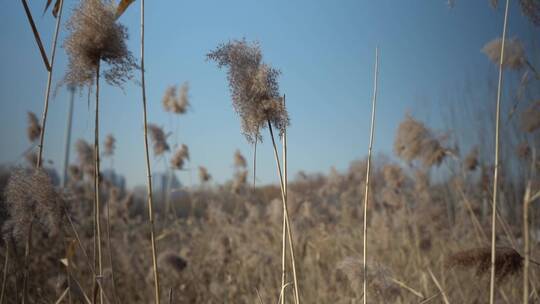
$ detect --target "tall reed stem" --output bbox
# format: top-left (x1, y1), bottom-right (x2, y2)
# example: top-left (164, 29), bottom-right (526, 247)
top-left (363, 47), bottom-right (379, 304)
top-left (267, 120), bottom-right (300, 304)
top-left (21, 221), bottom-right (33, 304)
top-left (94, 62), bottom-right (103, 304)
top-left (140, 0), bottom-right (161, 302)
top-left (253, 138), bottom-right (257, 189)
top-left (35, 0), bottom-right (65, 168)
top-left (524, 181), bottom-right (531, 304)
top-left (281, 95), bottom-right (288, 304)
top-left (489, 1), bottom-right (509, 303)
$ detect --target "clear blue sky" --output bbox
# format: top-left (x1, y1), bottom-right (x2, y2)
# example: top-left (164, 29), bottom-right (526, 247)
top-left (0, 0), bottom-right (537, 188)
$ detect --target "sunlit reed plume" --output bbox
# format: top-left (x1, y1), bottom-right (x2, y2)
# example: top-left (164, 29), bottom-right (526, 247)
top-left (63, 0), bottom-right (136, 88)
top-left (26, 112), bottom-right (41, 143)
top-left (103, 134), bottom-right (116, 157)
top-left (198, 166), bottom-right (211, 183)
top-left (464, 147), bottom-right (479, 171)
top-left (394, 115), bottom-right (448, 167)
top-left (147, 124), bottom-right (169, 156)
top-left (207, 39), bottom-right (289, 143)
top-left (482, 37), bottom-right (526, 71)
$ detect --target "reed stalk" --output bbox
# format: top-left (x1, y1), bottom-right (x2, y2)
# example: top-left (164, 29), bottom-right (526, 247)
top-left (93, 62), bottom-right (103, 304)
top-left (35, 0), bottom-right (65, 168)
top-left (489, 1), bottom-right (509, 303)
top-left (268, 120), bottom-right (300, 304)
top-left (140, 0), bottom-right (161, 302)
top-left (281, 95), bottom-right (288, 304)
top-left (363, 47), bottom-right (379, 304)
top-left (0, 242), bottom-right (8, 304)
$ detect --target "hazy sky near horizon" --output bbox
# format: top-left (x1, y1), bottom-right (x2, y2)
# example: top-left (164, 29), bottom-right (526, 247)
top-left (0, 0), bottom-right (538, 188)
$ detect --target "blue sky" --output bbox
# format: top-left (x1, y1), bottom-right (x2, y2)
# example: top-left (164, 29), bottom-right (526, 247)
top-left (0, 0), bottom-right (537, 188)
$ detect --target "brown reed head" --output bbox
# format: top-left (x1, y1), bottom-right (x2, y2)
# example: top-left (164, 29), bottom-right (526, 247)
top-left (233, 150), bottom-right (247, 169)
top-left (103, 134), bottom-right (116, 157)
top-left (463, 147), bottom-right (479, 171)
top-left (162, 82), bottom-right (190, 114)
top-left (446, 246), bottom-right (522, 282)
top-left (207, 39), bottom-right (289, 143)
top-left (63, 0), bottom-right (137, 87)
top-left (394, 115), bottom-right (447, 167)
top-left (482, 37), bottom-right (527, 70)
top-left (519, 0), bottom-right (540, 26)
top-left (198, 166), bottom-right (211, 183)
top-left (171, 144), bottom-right (189, 170)
top-left (26, 112), bottom-right (41, 143)
top-left (147, 124), bottom-right (169, 156)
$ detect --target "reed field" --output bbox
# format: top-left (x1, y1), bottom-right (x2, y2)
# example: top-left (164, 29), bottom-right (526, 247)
top-left (1, 0), bottom-right (540, 303)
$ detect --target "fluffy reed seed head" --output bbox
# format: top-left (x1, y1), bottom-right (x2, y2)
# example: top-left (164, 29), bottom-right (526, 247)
top-left (162, 82), bottom-right (190, 114)
top-left (198, 166), bottom-right (211, 183)
top-left (521, 101), bottom-right (540, 133)
top-left (394, 115), bottom-right (447, 167)
top-left (63, 0), bottom-right (136, 87)
top-left (482, 37), bottom-right (527, 70)
top-left (464, 147), bottom-right (479, 171)
top-left (207, 39), bottom-right (289, 143)
top-left (147, 124), bottom-right (169, 156)
top-left (3, 169), bottom-right (66, 245)
top-left (233, 150), bottom-right (247, 169)
top-left (103, 134), bottom-right (116, 157)
top-left (171, 144), bottom-right (189, 170)
top-left (446, 247), bottom-right (522, 281)
top-left (26, 112), bottom-right (41, 142)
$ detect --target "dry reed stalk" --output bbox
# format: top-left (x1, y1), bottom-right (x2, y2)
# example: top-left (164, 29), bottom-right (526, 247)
top-left (36, 0), bottom-right (65, 168)
top-left (140, 0), bottom-right (161, 302)
top-left (20, 0), bottom-right (51, 71)
top-left (93, 62), bottom-right (104, 304)
top-left (490, 1), bottom-right (510, 303)
top-left (268, 120), bottom-right (300, 304)
top-left (281, 95), bottom-right (287, 304)
top-left (363, 47), bottom-right (379, 304)
top-left (427, 269), bottom-right (449, 304)
top-left (0, 243), bottom-right (8, 304)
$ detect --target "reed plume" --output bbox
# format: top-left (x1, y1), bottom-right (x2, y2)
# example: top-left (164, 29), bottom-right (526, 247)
top-left (147, 124), bottom-right (170, 156)
top-left (63, 0), bottom-right (136, 88)
top-left (198, 166), bottom-right (211, 183)
top-left (207, 39), bottom-right (289, 143)
top-left (103, 134), bottom-right (116, 157)
top-left (162, 82), bottom-right (190, 114)
top-left (234, 150), bottom-right (247, 169)
top-left (394, 115), bottom-right (448, 167)
top-left (482, 37), bottom-right (526, 71)
top-left (26, 112), bottom-right (41, 143)
top-left (170, 145), bottom-right (189, 170)
top-left (464, 147), bottom-right (479, 171)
